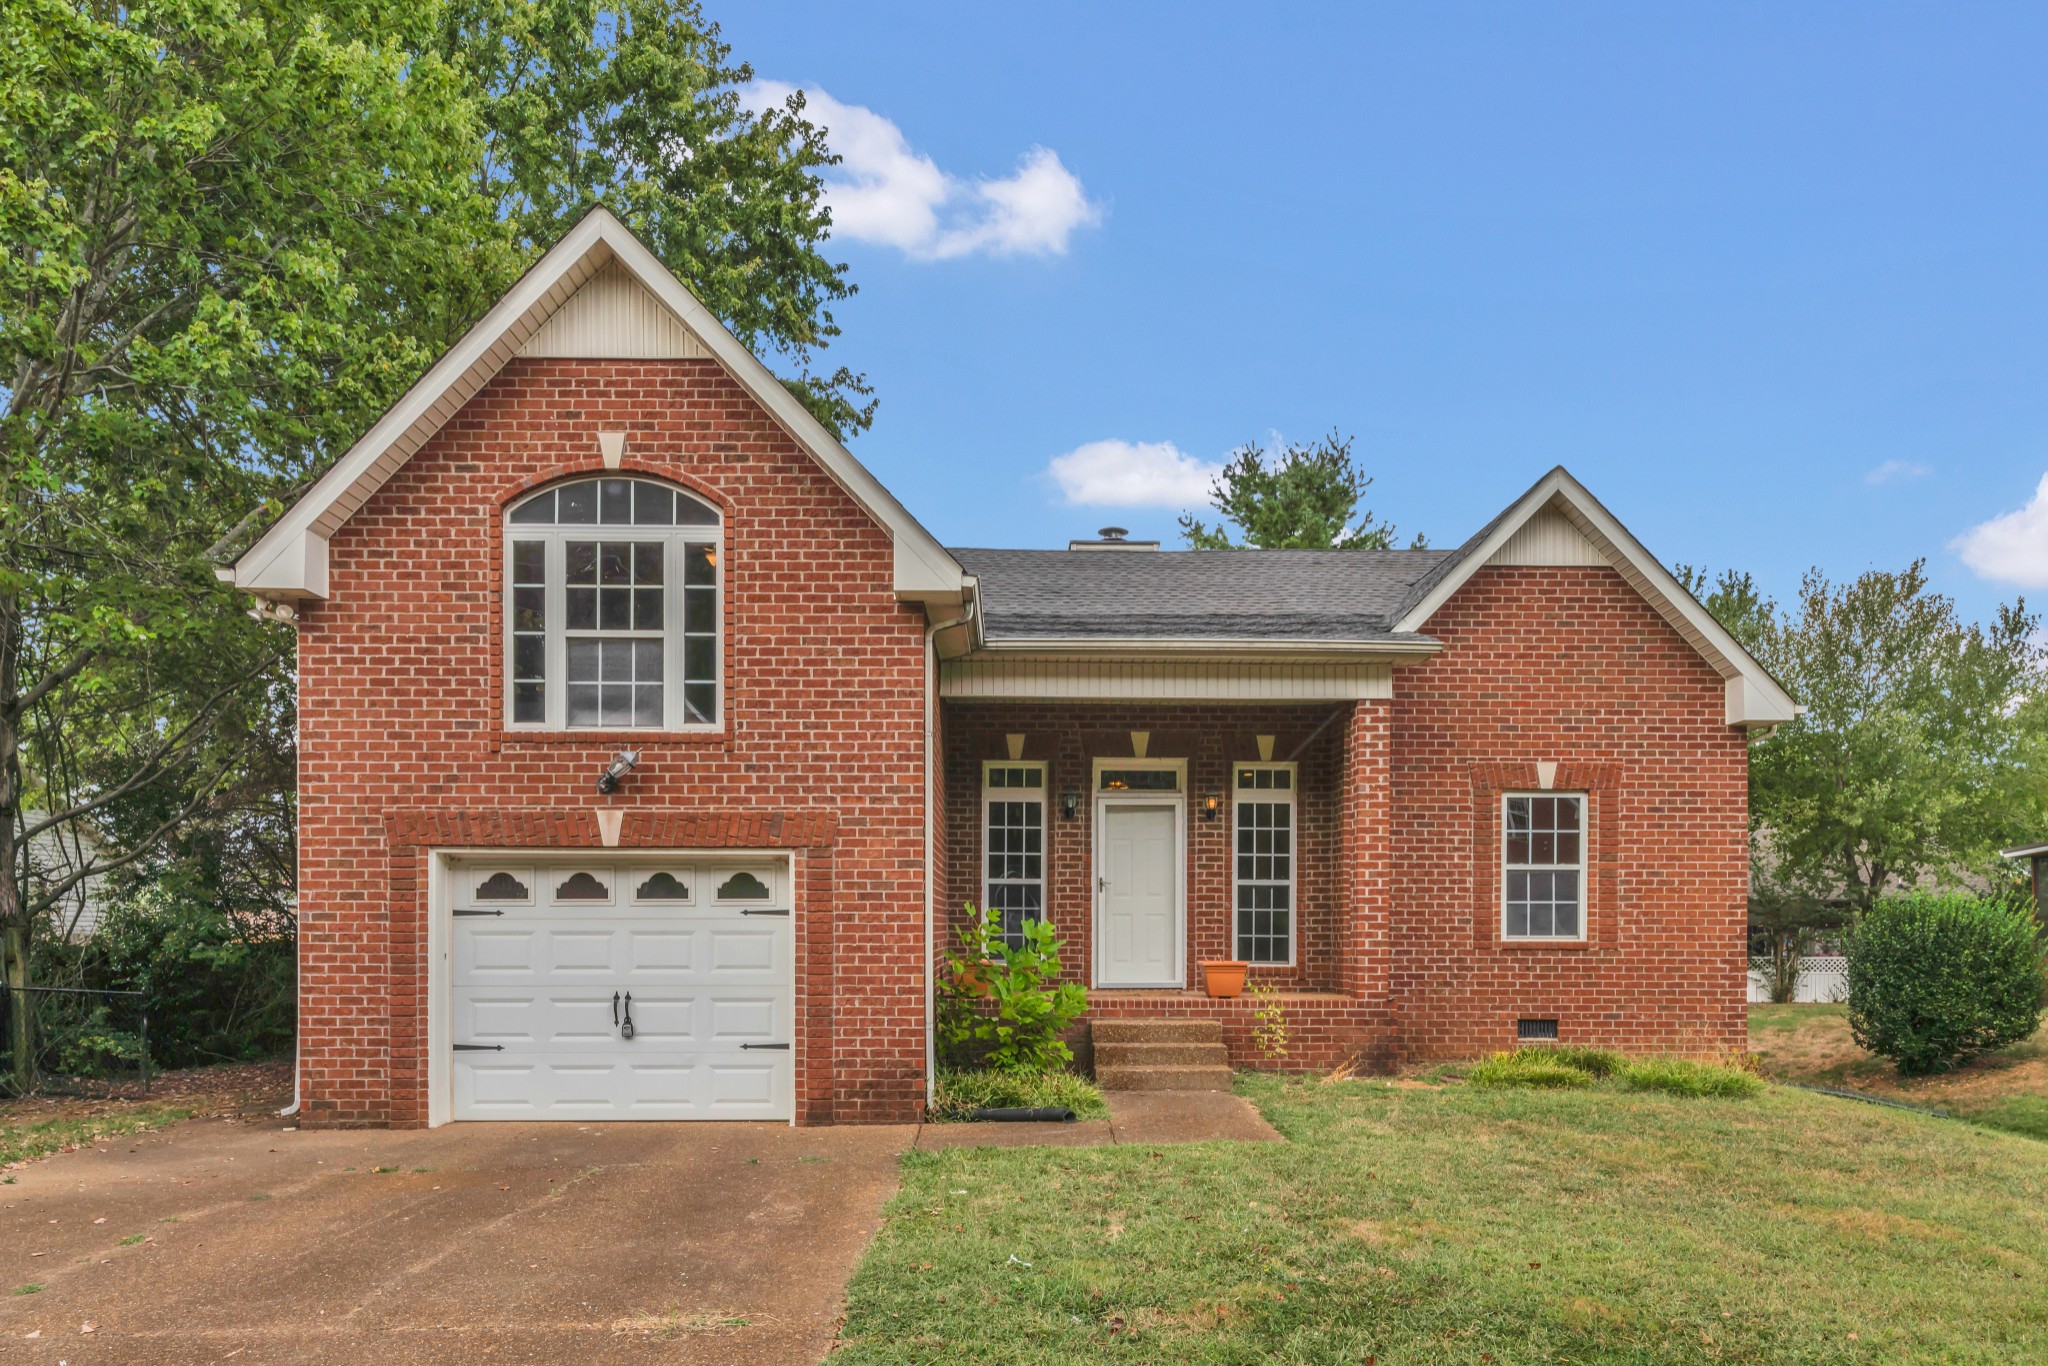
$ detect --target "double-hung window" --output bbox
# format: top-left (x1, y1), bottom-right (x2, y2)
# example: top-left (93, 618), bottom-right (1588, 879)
top-left (982, 762), bottom-right (1046, 951)
top-left (505, 476), bottom-right (720, 730)
top-left (1502, 793), bottom-right (1585, 940)
top-left (1234, 763), bottom-right (1295, 965)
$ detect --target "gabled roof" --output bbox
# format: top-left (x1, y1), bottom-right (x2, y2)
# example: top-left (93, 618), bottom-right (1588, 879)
top-left (229, 207), bottom-right (964, 602)
top-left (1388, 465), bottom-right (1799, 728)
top-left (952, 546), bottom-right (1450, 651)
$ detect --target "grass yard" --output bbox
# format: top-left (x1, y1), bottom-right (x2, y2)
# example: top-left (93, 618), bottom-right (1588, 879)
top-left (837, 1073), bottom-right (2048, 1364)
top-left (1750, 1003), bottom-right (2048, 1141)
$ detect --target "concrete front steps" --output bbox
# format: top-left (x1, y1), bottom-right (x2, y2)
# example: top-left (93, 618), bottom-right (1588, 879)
top-left (1092, 1018), bottom-right (1233, 1091)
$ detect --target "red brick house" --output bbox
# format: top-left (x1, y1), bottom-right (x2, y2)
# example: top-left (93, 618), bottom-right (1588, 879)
top-left (229, 209), bottom-right (1797, 1128)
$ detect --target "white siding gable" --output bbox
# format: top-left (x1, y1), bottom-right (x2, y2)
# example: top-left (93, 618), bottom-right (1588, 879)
top-left (518, 259), bottom-right (709, 359)
top-left (1486, 505), bottom-right (1610, 567)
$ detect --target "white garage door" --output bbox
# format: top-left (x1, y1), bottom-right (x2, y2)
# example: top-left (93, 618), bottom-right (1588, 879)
top-left (448, 856), bottom-right (793, 1120)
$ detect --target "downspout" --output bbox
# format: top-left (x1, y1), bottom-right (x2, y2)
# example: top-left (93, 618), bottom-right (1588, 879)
top-left (923, 593), bottom-right (977, 1114)
top-left (259, 593), bottom-right (303, 1121)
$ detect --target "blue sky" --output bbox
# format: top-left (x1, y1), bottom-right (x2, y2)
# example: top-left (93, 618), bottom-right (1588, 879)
top-left (718, 3), bottom-right (2048, 625)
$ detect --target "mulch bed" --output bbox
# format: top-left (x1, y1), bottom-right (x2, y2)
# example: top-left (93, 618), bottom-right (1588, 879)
top-left (0, 1058), bottom-right (292, 1125)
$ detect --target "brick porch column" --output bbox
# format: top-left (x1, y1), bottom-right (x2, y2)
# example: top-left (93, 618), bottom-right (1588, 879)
top-left (1338, 698), bottom-right (1393, 1000)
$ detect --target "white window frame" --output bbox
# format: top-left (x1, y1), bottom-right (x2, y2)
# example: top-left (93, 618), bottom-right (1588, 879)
top-left (1232, 761), bottom-right (1298, 967)
top-left (1500, 791), bottom-right (1588, 942)
top-left (503, 480), bottom-right (722, 732)
top-left (980, 760), bottom-right (1048, 950)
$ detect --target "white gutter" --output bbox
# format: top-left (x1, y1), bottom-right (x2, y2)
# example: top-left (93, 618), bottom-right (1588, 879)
top-left (923, 595), bottom-right (977, 1113)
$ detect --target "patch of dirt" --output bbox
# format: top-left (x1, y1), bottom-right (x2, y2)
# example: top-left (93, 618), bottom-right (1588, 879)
top-left (0, 1058), bottom-right (291, 1127)
top-left (1749, 1007), bottom-right (2048, 1112)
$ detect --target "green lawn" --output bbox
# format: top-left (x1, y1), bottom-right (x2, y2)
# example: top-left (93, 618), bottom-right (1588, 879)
top-left (837, 1074), bottom-right (2048, 1363)
top-left (1749, 1003), bottom-right (2048, 1142)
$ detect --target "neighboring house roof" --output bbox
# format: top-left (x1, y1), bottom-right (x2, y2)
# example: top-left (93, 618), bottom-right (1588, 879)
top-left (952, 547), bottom-right (1452, 647)
top-left (227, 207), bottom-right (966, 604)
top-left (2001, 842), bottom-right (2048, 859)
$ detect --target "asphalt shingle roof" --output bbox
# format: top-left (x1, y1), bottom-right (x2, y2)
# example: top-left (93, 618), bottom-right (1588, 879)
top-left (947, 547), bottom-right (1458, 643)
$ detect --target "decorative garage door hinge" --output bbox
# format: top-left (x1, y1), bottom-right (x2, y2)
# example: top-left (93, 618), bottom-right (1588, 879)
top-left (740, 1042), bottom-right (791, 1050)
top-left (739, 908), bottom-right (791, 916)
top-left (452, 908), bottom-right (504, 917)
top-left (453, 1043), bottom-right (505, 1052)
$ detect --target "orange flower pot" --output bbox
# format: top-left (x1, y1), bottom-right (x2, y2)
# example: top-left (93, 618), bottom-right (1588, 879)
top-left (1200, 960), bottom-right (1249, 999)
top-left (954, 961), bottom-right (993, 999)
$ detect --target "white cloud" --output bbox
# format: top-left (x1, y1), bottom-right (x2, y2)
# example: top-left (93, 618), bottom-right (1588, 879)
top-left (1865, 459), bottom-right (1932, 485)
top-left (745, 82), bottom-right (1101, 260)
top-left (1047, 440), bottom-right (1222, 508)
top-left (1952, 472), bottom-right (2048, 587)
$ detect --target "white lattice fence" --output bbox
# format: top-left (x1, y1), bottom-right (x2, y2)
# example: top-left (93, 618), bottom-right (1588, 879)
top-left (1748, 955), bottom-right (1849, 1004)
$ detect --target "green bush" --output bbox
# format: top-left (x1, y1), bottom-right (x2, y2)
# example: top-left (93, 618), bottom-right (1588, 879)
top-left (1466, 1049), bottom-right (1594, 1089)
top-left (929, 1068), bottom-right (1109, 1122)
top-left (31, 888), bottom-right (295, 1074)
top-left (1847, 892), bottom-right (2046, 1075)
top-left (1542, 1044), bottom-right (1626, 1078)
top-left (937, 904), bottom-right (1087, 1072)
top-left (1618, 1058), bottom-right (1764, 1098)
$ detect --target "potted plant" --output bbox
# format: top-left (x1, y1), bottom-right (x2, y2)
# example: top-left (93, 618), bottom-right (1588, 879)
top-left (1200, 959), bottom-right (1249, 999)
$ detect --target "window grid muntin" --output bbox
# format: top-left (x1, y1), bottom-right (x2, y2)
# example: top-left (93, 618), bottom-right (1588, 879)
top-left (1502, 793), bottom-right (1586, 940)
top-left (503, 478), bottom-right (720, 731)
top-left (982, 761), bottom-right (1047, 951)
top-left (1234, 763), bottom-right (1296, 965)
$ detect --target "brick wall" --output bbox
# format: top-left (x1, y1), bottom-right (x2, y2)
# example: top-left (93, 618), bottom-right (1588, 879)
top-left (295, 357), bottom-right (931, 1126)
top-left (1389, 564), bottom-right (1751, 1060)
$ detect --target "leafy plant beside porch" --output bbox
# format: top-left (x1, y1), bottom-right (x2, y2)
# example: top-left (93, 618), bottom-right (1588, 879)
top-left (937, 904), bottom-right (1088, 1073)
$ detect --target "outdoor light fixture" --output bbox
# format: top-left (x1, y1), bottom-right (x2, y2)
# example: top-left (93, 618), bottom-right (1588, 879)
top-left (1060, 787), bottom-right (1081, 821)
top-left (596, 749), bottom-right (641, 795)
top-left (1201, 793), bottom-right (1224, 821)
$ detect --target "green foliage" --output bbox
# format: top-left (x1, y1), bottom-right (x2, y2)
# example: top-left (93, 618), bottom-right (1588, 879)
top-left (435, 0), bottom-right (872, 437)
top-left (1465, 1049), bottom-right (1594, 1089)
top-left (1679, 562), bottom-right (2048, 908)
top-left (1179, 432), bottom-right (1422, 550)
top-left (1847, 892), bottom-right (2046, 1075)
top-left (1247, 980), bottom-right (1289, 1062)
top-left (1467, 1046), bottom-right (1759, 1097)
top-left (937, 905), bottom-right (1088, 1073)
top-left (1618, 1057), bottom-right (1765, 1098)
top-left (928, 1068), bottom-right (1108, 1123)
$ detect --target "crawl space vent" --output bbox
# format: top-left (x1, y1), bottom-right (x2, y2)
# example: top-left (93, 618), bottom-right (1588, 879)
top-left (1517, 1018), bottom-right (1560, 1042)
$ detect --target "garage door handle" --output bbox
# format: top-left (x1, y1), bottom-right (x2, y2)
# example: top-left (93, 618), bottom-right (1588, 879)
top-left (740, 908), bottom-right (790, 916)
top-left (454, 1043), bottom-right (504, 1052)
top-left (453, 909), bottom-right (503, 917)
top-left (741, 1042), bottom-right (791, 1051)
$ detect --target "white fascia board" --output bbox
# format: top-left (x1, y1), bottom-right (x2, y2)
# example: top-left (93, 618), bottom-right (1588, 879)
top-left (1998, 843), bottom-right (2048, 859)
top-left (231, 207), bottom-right (962, 602)
top-left (968, 637), bottom-right (1443, 663)
top-left (1393, 466), bottom-right (1800, 730)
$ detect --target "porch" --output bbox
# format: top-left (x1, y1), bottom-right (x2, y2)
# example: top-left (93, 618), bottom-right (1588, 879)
top-left (940, 696), bottom-right (1396, 1072)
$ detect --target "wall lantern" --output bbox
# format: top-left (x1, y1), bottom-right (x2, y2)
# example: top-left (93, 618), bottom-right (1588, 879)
top-left (1200, 793), bottom-right (1224, 821)
top-left (1060, 787), bottom-right (1081, 821)
top-left (596, 749), bottom-right (641, 795)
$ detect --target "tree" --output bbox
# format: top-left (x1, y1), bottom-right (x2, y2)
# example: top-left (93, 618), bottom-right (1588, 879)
top-left (1681, 561), bottom-right (2048, 912)
top-left (436, 0), bottom-right (873, 437)
top-left (1179, 432), bottom-right (1422, 550)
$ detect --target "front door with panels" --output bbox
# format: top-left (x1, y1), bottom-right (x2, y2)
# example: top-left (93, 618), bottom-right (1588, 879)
top-left (448, 856), bottom-right (793, 1120)
top-left (1093, 762), bottom-right (1186, 988)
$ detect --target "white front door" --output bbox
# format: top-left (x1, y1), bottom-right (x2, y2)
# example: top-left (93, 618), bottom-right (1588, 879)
top-left (1096, 803), bottom-right (1181, 987)
top-left (447, 856), bottom-right (793, 1121)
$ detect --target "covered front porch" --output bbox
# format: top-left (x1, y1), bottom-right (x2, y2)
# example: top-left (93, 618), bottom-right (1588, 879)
top-left (939, 684), bottom-right (1398, 1072)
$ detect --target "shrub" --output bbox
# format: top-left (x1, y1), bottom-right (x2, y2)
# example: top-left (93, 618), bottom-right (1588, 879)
top-left (1466, 1049), bottom-right (1594, 1089)
top-left (1847, 892), bottom-right (2046, 1075)
top-left (1542, 1044), bottom-right (1626, 1078)
top-left (937, 905), bottom-right (1087, 1072)
top-left (929, 1068), bottom-right (1109, 1122)
top-left (1618, 1058), bottom-right (1764, 1098)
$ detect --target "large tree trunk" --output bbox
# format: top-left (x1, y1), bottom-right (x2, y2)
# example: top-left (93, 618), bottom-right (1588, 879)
top-left (2, 922), bottom-right (26, 1096)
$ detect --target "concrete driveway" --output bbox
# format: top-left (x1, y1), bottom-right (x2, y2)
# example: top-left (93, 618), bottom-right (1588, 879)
top-left (0, 1114), bottom-right (914, 1364)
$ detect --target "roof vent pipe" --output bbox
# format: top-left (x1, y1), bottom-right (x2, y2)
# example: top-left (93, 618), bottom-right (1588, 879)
top-left (1067, 526), bottom-right (1161, 552)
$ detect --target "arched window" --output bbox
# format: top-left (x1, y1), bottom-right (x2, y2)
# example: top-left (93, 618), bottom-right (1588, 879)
top-left (505, 476), bottom-right (720, 729)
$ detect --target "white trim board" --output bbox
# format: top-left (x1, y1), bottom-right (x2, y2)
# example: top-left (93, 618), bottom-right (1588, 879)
top-left (942, 659), bottom-right (1394, 702)
top-left (1393, 467), bottom-right (1800, 729)
top-left (231, 207), bottom-right (963, 603)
